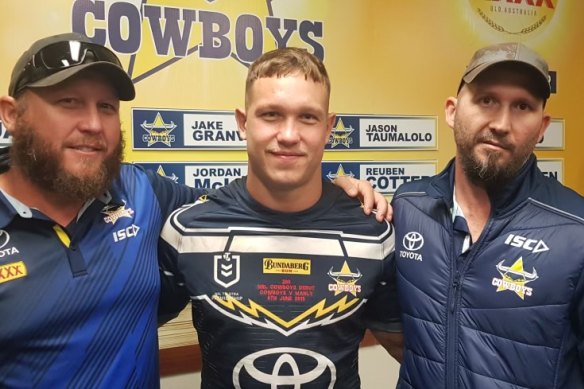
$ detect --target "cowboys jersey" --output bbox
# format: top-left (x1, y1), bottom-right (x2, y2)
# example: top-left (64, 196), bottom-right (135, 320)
top-left (159, 178), bottom-right (400, 388)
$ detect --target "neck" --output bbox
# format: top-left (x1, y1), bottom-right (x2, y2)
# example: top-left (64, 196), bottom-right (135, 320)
top-left (0, 168), bottom-right (85, 226)
top-left (453, 160), bottom-right (491, 242)
top-left (245, 176), bottom-right (323, 213)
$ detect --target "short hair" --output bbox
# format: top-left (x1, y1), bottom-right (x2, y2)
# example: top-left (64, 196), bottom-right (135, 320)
top-left (245, 47), bottom-right (330, 107)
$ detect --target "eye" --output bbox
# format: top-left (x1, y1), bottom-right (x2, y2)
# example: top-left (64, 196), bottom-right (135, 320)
top-left (99, 102), bottom-right (119, 113)
top-left (260, 111), bottom-right (280, 120)
top-left (479, 96), bottom-right (494, 106)
top-left (300, 113), bottom-right (318, 123)
top-left (516, 102), bottom-right (532, 111)
top-left (57, 97), bottom-right (80, 107)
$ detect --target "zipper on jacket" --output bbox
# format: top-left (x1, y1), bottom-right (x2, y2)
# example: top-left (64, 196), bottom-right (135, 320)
top-left (445, 216), bottom-right (495, 389)
top-left (449, 273), bottom-right (460, 313)
top-left (446, 270), bottom-right (460, 389)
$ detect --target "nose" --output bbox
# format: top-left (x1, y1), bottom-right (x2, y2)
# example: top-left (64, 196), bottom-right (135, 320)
top-left (276, 118), bottom-right (300, 144)
top-left (489, 107), bottom-right (512, 134)
top-left (78, 105), bottom-right (104, 133)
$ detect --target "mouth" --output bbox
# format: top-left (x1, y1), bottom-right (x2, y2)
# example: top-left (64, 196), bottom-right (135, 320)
top-left (271, 150), bottom-right (303, 158)
top-left (68, 144), bottom-right (105, 154)
top-left (483, 141), bottom-right (505, 150)
top-left (479, 138), bottom-right (510, 152)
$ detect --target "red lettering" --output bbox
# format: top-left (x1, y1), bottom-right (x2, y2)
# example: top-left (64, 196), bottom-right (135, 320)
top-left (537, 0), bottom-right (554, 8)
top-left (497, 0), bottom-right (554, 6)
top-left (513, 0), bottom-right (535, 5)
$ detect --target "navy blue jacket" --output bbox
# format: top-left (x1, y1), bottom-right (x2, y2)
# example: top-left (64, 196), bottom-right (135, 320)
top-left (392, 155), bottom-right (584, 389)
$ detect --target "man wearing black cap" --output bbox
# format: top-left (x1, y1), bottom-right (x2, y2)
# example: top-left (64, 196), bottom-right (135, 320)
top-left (0, 32), bottom-right (205, 388)
top-left (0, 32), bottom-right (390, 388)
top-left (392, 42), bottom-right (584, 388)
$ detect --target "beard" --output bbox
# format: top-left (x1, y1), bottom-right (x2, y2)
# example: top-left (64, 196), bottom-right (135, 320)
top-left (10, 117), bottom-right (123, 203)
top-left (453, 118), bottom-right (534, 190)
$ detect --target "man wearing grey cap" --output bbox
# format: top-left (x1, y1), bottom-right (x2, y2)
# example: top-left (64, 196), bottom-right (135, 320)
top-left (391, 42), bottom-right (584, 388)
top-left (0, 32), bottom-right (389, 388)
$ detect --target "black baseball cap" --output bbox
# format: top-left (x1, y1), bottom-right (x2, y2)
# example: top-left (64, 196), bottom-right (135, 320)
top-left (8, 32), bottom-right (135, 100)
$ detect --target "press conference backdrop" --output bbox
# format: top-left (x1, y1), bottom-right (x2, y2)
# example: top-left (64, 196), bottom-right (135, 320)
top-left (1, 1), bottom-right (582, 196)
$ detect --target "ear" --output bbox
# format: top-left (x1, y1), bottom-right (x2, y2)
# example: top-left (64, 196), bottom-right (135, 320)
top-left (444, 97), bottom-right (457, 129)
top-left (0, 96), bottom-right (19, 135)
top-left (235, 108), bottom-right (247, 140)
top-left (325, 112), bottom-right (336, 140)
top-left (538, 113), bottom-right (551, 143)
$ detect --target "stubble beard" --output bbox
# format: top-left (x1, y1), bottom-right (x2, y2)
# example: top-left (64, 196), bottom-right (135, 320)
top-left (10, 117), bottom-right (123, 202)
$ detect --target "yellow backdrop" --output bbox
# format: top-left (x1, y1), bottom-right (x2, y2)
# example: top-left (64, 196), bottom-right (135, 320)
top-left (1, 0), bottom-right (582, 194)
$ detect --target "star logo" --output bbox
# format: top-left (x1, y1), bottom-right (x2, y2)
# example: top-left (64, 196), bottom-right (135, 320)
top-left (101, 201), bottom-right (135, 225)
top-left (492, 257), bottom-right (538, 300)
top-left (326, 164), bottom-right (355, 182)
top-left (328, 118), bottom-right (354, 148)
top-left (156, 165), bottom-right (179, 183)
top-left (327, 261), bottom-right (362, 296)
top-left (141, 112), bottom-right (177, 147)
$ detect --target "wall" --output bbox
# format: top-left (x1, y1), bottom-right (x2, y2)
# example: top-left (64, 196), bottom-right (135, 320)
top-left (1, 1), bottom-right (582, 194)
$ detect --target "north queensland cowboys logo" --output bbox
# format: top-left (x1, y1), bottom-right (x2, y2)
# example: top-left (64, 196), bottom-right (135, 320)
top-left (492, 257), bottom-right (538, 300)
top-left (214, 252), bottom-right (240, 288)
top-left (101, 200), bottom-right (134, 224)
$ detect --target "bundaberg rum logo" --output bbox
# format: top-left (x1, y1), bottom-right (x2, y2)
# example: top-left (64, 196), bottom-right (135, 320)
top-left (469, 0), bottom-right (557, 36)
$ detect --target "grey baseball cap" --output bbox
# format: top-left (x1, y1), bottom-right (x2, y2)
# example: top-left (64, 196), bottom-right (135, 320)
top-left (459, 42), bottom-right (551, 99)
top-left (8, 32), bottom-right (135, 100)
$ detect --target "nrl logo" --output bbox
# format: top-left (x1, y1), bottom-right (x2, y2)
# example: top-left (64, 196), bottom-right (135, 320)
top-left (214, 252), bottom-right (240, 288)
top-left (101, 201), bottom-right (135, 224)
top-left (492, 257), bottom-right (538, 300)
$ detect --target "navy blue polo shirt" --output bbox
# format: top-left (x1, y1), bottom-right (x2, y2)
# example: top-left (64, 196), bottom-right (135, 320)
top-left (0, 163), bottom-right (201, 388)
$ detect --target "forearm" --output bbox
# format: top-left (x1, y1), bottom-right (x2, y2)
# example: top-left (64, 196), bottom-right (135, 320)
top-left (371, 330), bottom-right (404, 363)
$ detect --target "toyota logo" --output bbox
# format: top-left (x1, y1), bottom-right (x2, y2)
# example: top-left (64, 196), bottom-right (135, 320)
top-left (0, 230), bottom-right (10, 249)
top-left (233, 347), bottom-right (336, 388)
top-left (403, 231), bottom-right (424, 251)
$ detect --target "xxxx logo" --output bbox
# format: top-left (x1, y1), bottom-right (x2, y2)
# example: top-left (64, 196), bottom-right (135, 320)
top-left (0, 261), bottom-right (27, 284)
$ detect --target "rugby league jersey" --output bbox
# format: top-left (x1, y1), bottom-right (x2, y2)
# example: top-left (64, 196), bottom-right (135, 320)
top-left (159, 178), bottom-right (400, 388)
top-left (0, 163), bottom-right (201, 388)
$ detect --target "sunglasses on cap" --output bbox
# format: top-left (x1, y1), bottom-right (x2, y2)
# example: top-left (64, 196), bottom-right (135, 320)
top-left (12, 40), bottom-right (123, 95)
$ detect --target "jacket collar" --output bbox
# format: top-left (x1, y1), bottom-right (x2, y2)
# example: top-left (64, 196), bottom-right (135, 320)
top-left (427, 154), bottom-right (540, 216)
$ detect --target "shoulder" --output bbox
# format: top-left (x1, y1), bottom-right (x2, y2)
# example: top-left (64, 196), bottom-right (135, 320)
top-left (531, 175), bottom-right (584, 222)
top-left (320, 182), bottom-right (393, 238)
top-left (110, 163), bottom-right (155, 195)
top-left (168, 179), bottom-right (246, 230)
top-left (394, 176), bottom-right (434, 197)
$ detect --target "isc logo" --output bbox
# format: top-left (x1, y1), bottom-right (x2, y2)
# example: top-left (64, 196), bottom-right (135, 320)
top-left (505, 234), bottom-right (549, 253)
top-left (112, 224), bottom-right (140, 242)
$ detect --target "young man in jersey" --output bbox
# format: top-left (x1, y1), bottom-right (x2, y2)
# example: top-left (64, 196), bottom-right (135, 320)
top-left (392, 43), bottom-right (584, 388)
top-left (0, 33), bottom-right (391, 388)
top-left (159, 47), bottom-right (403, 388)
